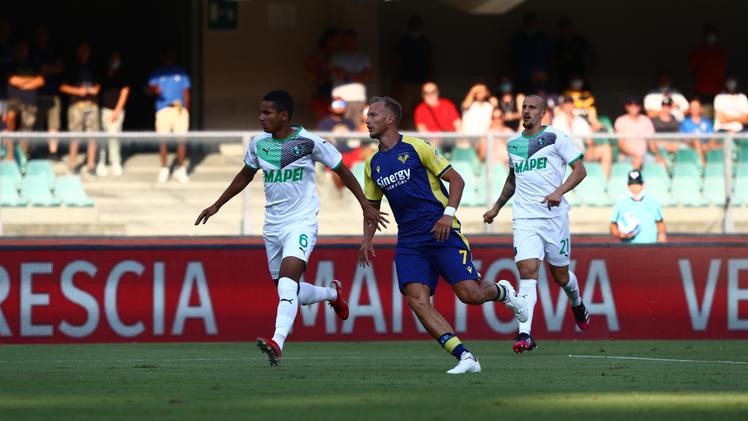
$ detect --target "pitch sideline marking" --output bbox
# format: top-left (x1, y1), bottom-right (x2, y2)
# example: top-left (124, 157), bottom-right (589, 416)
top-left (569, 354), bottom-right (748, 365)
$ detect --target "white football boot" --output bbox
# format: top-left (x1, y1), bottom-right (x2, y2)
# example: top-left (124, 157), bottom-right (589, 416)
top-left (498, 280), bottom-right (529, 323)
top-left (447, 352), bottom-right (481, 374)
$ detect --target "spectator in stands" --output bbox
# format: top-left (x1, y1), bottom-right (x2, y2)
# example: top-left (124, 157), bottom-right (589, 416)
top-left (461, 82), bottom-right (496, 135)
top-left (99, 50), bottom-right (129, 177)
top-left (496, 76), bottom-right (522, 131)
top-left (509, 12), bottom-right (552, 93)
top-left (554, 18), bottom-right (595, 92)
top-left (643, 72), bottom-right (689, 121)
top-left (318, 97), bottom-right (356, 132)
top-left (688, 24), bottom-right (727, 115)
top-left (713, 77), bottom-right (748, 134)
top-left (477, 108), bottom-right (512, 165)
top-left (553, 95), bottom-right (611, 178)
top-left (610, 170), bottom-right (667, 244)
top-left (31, 25), bottom-right (64, 160)
top-left (395, 15), bottom-right (432, 126)
top-left (614, 96), bottom-right (654, 170)
top-left (681, 97), bottom-right (716, 163)
top-left (60, 42), bottom-right (102, 176)
top-left (650, 98), bottom-right (682, 165)
top-left (414, 81), bottom-right (461, 132)
top-left (330, 29), bottom-right (371, 126)
top-left (6, 40), bottom-right (44, 161)
top-left (148, 48), bottom-right (191, 183)
top-left (562, 75), bottom-right (601, 131)
top-left (305, 28), bottom-right (340, 123)
top-left (0, 19), bottom-right (13, 159)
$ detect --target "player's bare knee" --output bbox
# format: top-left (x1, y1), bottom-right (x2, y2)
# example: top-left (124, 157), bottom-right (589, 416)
top-left (550, 265), bottom-right (569, 286)
top-left (406, 294), bottom-right (431, 312)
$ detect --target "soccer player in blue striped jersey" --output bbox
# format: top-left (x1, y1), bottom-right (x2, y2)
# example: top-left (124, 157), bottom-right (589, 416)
top-left (358, 96), bottom-right (529, 374)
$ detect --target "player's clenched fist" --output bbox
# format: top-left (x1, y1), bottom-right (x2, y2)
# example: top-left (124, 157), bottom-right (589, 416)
top-left (483, 206), bottom-right (499, 224)
top-left (431, 215), bottom-right (452, 242)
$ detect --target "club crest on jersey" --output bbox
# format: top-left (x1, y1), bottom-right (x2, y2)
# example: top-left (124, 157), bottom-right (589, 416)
top-left (376, 165), bottom-right (381, 173)
top-left (397, 152), bottom-right (409, 164)
top-left (293, 145), bottom-right (304, 156)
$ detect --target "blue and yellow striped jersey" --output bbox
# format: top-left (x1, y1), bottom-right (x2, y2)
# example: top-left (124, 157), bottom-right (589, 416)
top-left (364, 135), bottom-right (460, 244)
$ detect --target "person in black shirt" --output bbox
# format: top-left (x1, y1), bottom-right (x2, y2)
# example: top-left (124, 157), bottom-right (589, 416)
top-left (99, 50), bottom-right (129, 176)
top-left (6, 40), bottom-right (44, 160)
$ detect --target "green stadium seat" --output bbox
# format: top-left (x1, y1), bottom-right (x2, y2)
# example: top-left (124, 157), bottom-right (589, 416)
top-left (25, 159), bottom-right (55, 189)
top-left (607, 162), bottom-right (633, 202)
top-left (21, 174), bottom-right (61, 206)
top-left (640, 164), bottom-right (672, 205)
top-left (451, 147), bottom-right (480, 167)
top-left (351, 162), bottom-right (365, 187)
top-left (702, 163), bottom-right (726, 206)
top-left (737, 142), bottom-right (748, 163)
top-left (54, 176), bottom-right (95, 207)
top-left (671, 163), bottom-right (704, 206)
top-left (0, 160), bottom-right (23, 188)
top-left (675, 148), bottom-right (701, 168)
top-left (735, 162), bottom-right (748, 178)
top-left (705, 149), bottom-right (724, 165)
top-left (451, 161), bottom-right (481, 206)
top-left (0, 176), bottom-right (27, 206)
top-left (732, 163), bottom-right (748, 206)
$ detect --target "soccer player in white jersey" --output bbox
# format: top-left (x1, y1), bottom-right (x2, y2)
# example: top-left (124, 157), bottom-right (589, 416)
top-left (483, 95), bottom-right (591, 353)
top-left (196, 90), bottom-right (387, 365)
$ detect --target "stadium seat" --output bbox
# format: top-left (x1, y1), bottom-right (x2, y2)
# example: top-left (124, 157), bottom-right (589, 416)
top-left (702, 163), bottom-right (726, 206)
top-left (733, 163), bottom-right (748, 206)
top-left (54, 176), bottom-right (95, 207)
top-left (351, 162), bottom-right (365, 187)
top-left (670, 163), bottom-right (704, 206)
top-left (25, 159), bottom-right (55, 189)
top-left (0, 160), bottom-right (23, 188)
top-left (640, 164), bottom-right (672, 205)
top-left (607, 162), bottom-right (633, 202)
top-left (0, 176), bottom-right (27, 206)
top-left (451, 161), bottom-right (481, 206)
top-left (451, 147), bottom-right (480, 168)
top-left (21, 174), bottom-right (61, 206)
top-left (675, 148), bottom-right (701, 168)
top-left (705, 149), bottom-right (724, 165)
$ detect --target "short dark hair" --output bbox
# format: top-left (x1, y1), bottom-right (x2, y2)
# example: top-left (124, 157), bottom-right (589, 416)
top-left (262, 90), bottom-right (294, 119)
top-left (368, 96), bottom-right (402, 124)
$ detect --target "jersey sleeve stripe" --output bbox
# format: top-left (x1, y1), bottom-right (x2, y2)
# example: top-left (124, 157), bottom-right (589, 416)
top-left (568, 153), bottom-right (584, 166)
top-left (332, 159), bottom-right (343, 171)
top-left (244, 162), bottom-right (259, 170)
top-left (437, 164), bottom-right (452, 178)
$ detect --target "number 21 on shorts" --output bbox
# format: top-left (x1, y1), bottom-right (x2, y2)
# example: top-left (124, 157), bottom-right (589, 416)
top-left (559, 237), bottom-right (570, 256)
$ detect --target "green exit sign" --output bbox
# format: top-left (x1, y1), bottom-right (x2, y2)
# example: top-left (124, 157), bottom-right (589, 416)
top-left (208, 0), bottom-right (238, 30)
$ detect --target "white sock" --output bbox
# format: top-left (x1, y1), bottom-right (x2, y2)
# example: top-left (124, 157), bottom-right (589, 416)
top-left (297, 282), bottom-right (337, 305)
top-left (563, 271), bottom-right (582, 307)
top-left (271, 277), bottom-right (298, 350)
top-left (518, 279), bottom-right (537, 335)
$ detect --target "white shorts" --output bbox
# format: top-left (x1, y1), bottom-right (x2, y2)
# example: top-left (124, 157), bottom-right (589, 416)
top-left (263, 221), bottom-right (318, 280)
top-left (512, 213), bottom-right (571, 267)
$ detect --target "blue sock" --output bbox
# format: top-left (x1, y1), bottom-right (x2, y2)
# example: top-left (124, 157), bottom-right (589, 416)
top-left (438, 333), bottom-right (469, 360)
top-left (495, 283), bottom-right (507, 301)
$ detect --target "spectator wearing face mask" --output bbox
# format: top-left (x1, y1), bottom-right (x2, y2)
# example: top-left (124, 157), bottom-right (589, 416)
top-left (713, 77), bottom-right (748, 134)
top-left (562, 75), bottom-right (601, 131)
top-left (496, 76), bottom-right (522, 131)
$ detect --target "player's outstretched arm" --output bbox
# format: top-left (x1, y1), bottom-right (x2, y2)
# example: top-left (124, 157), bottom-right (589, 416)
top-left (484, 169), bottom-right (515, 223)
top-left (334, 165), bottom-right (389, 231)
top-left (195, 166), bottom-right (256, 225)
top-left (542, 160), bottom-right (587, 209)
top-left (358, 200), bottom-right (382, 267)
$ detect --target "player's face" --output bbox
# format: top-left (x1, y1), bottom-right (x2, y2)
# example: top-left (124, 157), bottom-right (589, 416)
top-left (259, 101), bottom-right (288, 133)
top-left (365, 102), bottom-right (392, 139)
top-left (521, 97), bottom-right (545, 129)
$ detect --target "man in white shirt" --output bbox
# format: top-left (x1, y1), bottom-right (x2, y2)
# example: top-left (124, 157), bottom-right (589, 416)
top-left (552, 95), bottom-right (612, 178)
top-left (714, 77), bottom-right (748, 133)
top-left (483, 95), bottom-right (590, 353)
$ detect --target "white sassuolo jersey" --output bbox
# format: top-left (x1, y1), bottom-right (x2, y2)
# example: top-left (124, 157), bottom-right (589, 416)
top-left (507, 125), bottom-right (583, 219)
top-left (244, 126), bottom-right (343, 226)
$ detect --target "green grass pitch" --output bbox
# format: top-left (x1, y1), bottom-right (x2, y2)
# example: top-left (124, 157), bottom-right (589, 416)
top-left (1, 340), bottom-right (747, 420)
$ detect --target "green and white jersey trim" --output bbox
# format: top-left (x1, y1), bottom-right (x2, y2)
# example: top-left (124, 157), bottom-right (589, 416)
top-left (507, 125), bottom-right (583, 219)
top-left (244, 126), bottom-right (343, 226)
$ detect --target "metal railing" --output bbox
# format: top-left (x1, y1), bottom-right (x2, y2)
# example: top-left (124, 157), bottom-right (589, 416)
top-left (0, 130), bottom-right (743, 235)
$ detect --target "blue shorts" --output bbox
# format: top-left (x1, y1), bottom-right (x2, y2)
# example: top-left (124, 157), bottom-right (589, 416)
top-left (395, 231), bottom-right (480, 295)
